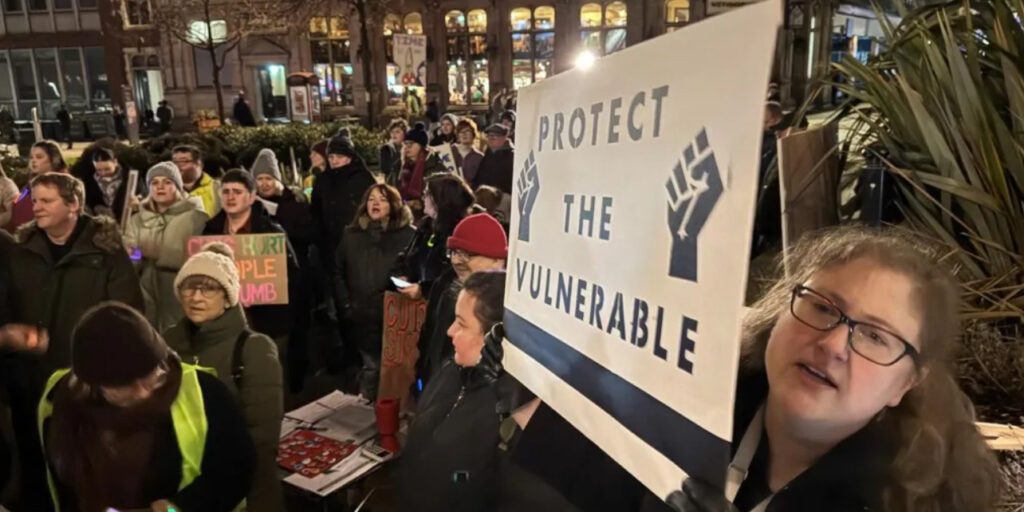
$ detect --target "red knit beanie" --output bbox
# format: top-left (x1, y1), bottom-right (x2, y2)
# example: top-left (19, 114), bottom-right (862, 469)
top-left (447, 213), bottom-right (508, 259)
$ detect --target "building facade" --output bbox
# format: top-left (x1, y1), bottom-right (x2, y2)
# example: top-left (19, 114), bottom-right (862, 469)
top-left (0, 0), bottom-right (163, 122)
top-left (0, 0), bottom-right (863, 127)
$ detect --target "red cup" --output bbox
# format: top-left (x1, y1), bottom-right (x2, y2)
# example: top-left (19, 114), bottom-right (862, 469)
top-left (379, 434), bottom-right (401, 454)
top-left (375, 398), bottom-right (399, 437)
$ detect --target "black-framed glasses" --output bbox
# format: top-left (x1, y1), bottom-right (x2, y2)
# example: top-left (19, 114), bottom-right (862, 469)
top-left (790, 285), bottom-right (921, 367)
top-left (179, 282), bottom-right (223, 299)
top-left (446, 248), bottom-right (473, 262)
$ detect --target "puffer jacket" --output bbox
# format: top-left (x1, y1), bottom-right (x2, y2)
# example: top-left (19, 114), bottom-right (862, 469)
top-left (334, 207), bottom-right (415, 350)
top-left (163, 305), bottom-right (284, 512)
top-left (10, 214), bottom-right (144, 378)
top-left (123, 196), bottom-right (208, 331)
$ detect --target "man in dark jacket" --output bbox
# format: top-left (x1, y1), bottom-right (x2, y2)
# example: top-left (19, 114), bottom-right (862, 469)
top-left (233, 92), bottom-right (257, 127)
top-left (156, 100), bottom-right (172, 134)
top-left (310, 130), bottom-right (376, 276)
top-left (77, 146), bottom-right (147, 221)
top-left (473, 124), bottom-right (515, 194)
top-left (416, 213), bottom-right (507, 386)
top-left (204, 170), bottom-right (300, 375)
top-left (6, 172), bottom-right (143, 510)
top-left (56, 105), bottom-right (72, 149)
top-left (250, 148), bottom-right (314, 392)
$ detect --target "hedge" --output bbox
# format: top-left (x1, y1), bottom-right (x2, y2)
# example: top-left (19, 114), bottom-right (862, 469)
top-left (1, 123), bottom-right (387, 188)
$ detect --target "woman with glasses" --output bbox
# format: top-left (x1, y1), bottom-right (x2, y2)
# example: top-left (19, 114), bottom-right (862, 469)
top-left (510, 226), bottom-right (1001, 512)
top-left (334, 184), bottom-right (415, 400)
top-left (124, 162), bottom-right (208, 332)
top-left (163, 242), bottom-right (285, 512)
top-left (40, 301), bottom-right (254, 512)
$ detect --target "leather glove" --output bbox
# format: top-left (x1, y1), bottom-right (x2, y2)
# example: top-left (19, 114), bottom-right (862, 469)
top-left (477, 322), bottom-right (505, 385)
top-left (665, 478), bottom-right (739, 512)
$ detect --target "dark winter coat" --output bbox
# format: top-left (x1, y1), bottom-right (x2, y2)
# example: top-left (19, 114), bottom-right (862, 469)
top-left (397, 358), bottom-right (512, 511)
top-left (334, 208), bottom-right (415, 352)
top-left (379, 142), bottom-right (403, 185)
top-left (511, 371), bottom-right (897, 512)
top-left (392, 216), bottom-right (454, 297)
top-left (416, 267), bottom-right (458, 385)
top-left (10, 214), bottom-right (144, 379)
top-left (163, 306), bottom-right (283, 512)
top-left (42, 358), bottom-right (255, 512)
top-left (76, 166), bottom-right (148, 221)
top-left (310, 158), bottom-right (377, 273)
top-left (203, 200), bottom-right (300, 339)
top-left (473, 143), bottom-right (515, 194)
top-left (262, 186), bottom-right (314, 262)
top-left (234, 99), bottom-right (256, 127)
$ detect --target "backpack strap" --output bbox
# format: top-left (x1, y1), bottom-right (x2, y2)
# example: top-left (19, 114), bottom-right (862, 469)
top-left (232, 329), bottom-right (252, 389)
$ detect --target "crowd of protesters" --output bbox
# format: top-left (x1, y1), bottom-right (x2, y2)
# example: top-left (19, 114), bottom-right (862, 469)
top-left (0, 104), bottom-right (1005, 512)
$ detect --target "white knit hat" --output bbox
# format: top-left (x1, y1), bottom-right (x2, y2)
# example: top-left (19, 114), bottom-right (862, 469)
top-left (174, 242), bottom-right (241, 306)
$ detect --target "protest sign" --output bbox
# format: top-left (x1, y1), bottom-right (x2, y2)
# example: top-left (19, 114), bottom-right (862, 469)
top-left (378, 292), bottom-right (426, 409)
top-left (428, 143), bottom-right (459, 176)
top-left (187, 233), bottom-right (289, 305)
top-left (503, 0), bottom-right (781, 500)
top-left (393, 34), bottom-right (427, 87)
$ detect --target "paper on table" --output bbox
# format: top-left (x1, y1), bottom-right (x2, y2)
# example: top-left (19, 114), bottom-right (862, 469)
top-left (283, 451), bottom-right (380, 496)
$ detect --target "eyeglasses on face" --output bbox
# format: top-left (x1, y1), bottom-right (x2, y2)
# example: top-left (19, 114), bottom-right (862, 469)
top-left (446, 248), bottom-right (474, 262)
top-left (179, 282), bottom-right (223, 299)
top-left (790, 285), bottom-right (921, 367)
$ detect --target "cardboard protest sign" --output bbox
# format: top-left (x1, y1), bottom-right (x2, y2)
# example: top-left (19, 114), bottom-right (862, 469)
top-left (187, 234), bottom-right (289, 305)
top-left (378, 292), bottom-right (426, 409)
top-left (503, 0), bottom-right (780, 500)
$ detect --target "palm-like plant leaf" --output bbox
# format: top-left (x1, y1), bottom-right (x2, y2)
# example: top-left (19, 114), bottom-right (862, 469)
top-left (830, 0), bottom-right (1024, 323)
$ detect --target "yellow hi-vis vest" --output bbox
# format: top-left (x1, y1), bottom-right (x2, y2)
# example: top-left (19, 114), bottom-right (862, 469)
top-left (37, 364), bottom-right (211, 512)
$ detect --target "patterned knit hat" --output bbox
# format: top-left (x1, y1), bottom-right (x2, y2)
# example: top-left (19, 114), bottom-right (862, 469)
top-left (174, 242), bottom-right (241, 306)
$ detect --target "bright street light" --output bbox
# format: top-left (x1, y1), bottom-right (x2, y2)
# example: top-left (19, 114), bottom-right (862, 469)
top-left (574, 50), bottom-right (596, 70)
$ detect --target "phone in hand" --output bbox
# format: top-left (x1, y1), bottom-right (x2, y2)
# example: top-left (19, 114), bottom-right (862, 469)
top-left (390, 276), bottom-right (413, 289)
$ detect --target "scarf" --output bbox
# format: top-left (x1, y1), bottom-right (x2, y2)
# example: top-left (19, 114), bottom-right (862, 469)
top-left (94, 169), bottom-right (124, 208)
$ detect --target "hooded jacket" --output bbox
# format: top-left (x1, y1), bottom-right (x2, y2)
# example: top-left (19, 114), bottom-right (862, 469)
top-left (10, 214), bottom-right (144, 377)
top-left (123, 196), bottom-right (208, 331)
top-left (310, 157), bottom-right (377, 272)
top-left (163, 306), bottom-right (283, 512)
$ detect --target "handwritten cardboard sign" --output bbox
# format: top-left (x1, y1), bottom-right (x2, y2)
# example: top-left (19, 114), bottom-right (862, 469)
top-left (186, 234), bottom-right (289, 305)
top-left (378, 292), bottom-right (426, 410)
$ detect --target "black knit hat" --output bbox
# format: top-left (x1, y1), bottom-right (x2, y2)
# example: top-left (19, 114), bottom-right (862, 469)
top-left (405, 122), bottom-right (428, 148)
top-left (328, 131), bottom-right (358, 159)
top-left (71, 302), bottom-right (169, 387)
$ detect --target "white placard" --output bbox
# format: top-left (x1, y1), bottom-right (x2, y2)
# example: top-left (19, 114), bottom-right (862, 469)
top-left (503, 0), bottom-right (781, 500)
top-left (393, 34), bottom-right (427, 87)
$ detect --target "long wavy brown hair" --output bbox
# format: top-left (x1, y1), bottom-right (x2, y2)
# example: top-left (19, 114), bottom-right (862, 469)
top-left (741, 225), bottom-right (1001, 512)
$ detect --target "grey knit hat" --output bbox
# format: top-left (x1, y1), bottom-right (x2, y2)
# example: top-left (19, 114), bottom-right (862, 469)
top-left (147, 161), bottom-right (185, 192)
top-left (250, 148), bottom-right (281, 182)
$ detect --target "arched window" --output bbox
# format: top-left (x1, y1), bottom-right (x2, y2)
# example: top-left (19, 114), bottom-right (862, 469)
top-left (446, 8), bottom-right (488, 105)
top-left (580, 1), bottom-right (627, 56)
top-left (511, 6), bottom-right (555, 90)
top-left (665, 0), bottom-right (689, 32)
top-left (309, 16), bottom-right (353, 106)
top-left (385, 11), bottom-right (426, 105)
